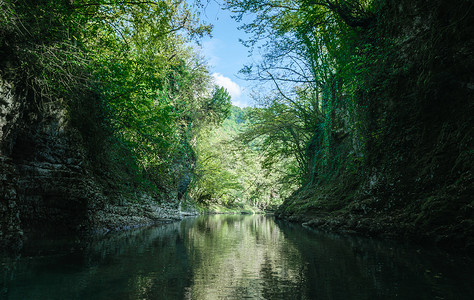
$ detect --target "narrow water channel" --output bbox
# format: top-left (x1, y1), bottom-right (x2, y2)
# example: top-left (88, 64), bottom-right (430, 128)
top-left (1, 215), bottom-right (473, 299)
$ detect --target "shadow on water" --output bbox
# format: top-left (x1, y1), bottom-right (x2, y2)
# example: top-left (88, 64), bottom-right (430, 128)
top-left (1, 215), bottom-right (473, 299)
top-left (1, 223), bottom-right (193, 299)
top-left (273, 219), bottom-right (474, 300)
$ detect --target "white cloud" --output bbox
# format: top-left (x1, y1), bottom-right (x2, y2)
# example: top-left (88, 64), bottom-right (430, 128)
top-left (212, 73), bottom-right (244, 106)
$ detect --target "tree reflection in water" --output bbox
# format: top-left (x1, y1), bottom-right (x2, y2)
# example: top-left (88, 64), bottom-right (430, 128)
top-left (1, 215), bottom-right (473, 299)
top-left (183, 215), bottom-right (305, 299)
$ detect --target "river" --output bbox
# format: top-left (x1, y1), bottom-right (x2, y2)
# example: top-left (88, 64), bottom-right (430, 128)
top-left (1, 215), bottom-right (473, 299)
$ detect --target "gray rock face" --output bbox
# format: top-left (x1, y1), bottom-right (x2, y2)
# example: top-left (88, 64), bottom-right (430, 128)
top-left (0, 76), bottom-right (107, 248)
top-left (0, 76), bottom-right (106, 251)
top-left (0, 155), bottom-right (22, 251)
top-left (11, 103), bottom-right (106, 232)
top-left (0, 74), bottom-right (192, 252)
top-left (1, 78), bottom-right (24, 251)
top-left (88, 199), bottom-right (186, 235)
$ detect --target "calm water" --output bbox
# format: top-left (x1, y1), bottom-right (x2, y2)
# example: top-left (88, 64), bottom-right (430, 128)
top-left (1, 215), bottom-right (473, 299)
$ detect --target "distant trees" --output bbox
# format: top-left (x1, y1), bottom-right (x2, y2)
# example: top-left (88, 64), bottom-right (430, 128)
top-left (190, 106), bottom-right (297, 210)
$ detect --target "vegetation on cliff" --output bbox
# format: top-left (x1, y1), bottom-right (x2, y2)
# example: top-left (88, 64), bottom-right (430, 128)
top-left (0, 0), bottom-right (231, 203)
top-left (1, 0), bottom-right (472, 249)
top-left (216, 0), bottom-right (473, 249)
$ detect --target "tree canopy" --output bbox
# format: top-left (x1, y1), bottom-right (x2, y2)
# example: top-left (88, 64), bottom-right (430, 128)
top-left (1, 0), bottom-right (231, 200)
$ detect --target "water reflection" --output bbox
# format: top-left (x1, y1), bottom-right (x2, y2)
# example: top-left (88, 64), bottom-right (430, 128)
top-left (1, 215), bottom-right (473, 300)
top-left (1, 223), bottom-right (193, 299)
top-left (183, 215), bottom-right (306, 299)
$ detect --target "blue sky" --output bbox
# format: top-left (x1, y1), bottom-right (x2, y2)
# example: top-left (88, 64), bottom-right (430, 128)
top-left (197, 1), bottom-right (254, 107)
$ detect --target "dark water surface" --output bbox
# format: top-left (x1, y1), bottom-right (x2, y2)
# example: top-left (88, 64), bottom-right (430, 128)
top-left (1, 215), bottom-right (473, 299)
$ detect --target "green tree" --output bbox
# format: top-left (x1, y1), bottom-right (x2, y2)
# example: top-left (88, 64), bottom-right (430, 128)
top-left (224, 0), bottom-right (376, 188)
top-left (1, 0), bottom-right (229, 202)
top-left (190, 105), bottom-right (296, 210)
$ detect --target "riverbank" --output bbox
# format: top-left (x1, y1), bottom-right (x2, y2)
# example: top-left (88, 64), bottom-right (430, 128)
top-left (195, 203), bottom-right (262, 215)
top-left (275, 184), bottom-right (474, 253)
top-left (276, 211), bottom-right (474, 253)
top-left (84, 199), bottom-right (197, 235)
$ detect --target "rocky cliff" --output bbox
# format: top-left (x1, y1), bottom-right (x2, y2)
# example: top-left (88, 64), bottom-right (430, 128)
top-left (0, 75), bottom-right (104, 249)
top-left (0, 75), bottom-right (187, 252)
top-left (275, 0), bottom-right (474, 251)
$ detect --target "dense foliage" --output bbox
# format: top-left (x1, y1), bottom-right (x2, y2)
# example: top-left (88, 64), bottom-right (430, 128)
top-left (1, 0), bottom-right (472, 249)
top-left (0, 0), bottom-right (230, 201)
top-left (225, 0), bottom-right (377, 186)
top-left (223, 0), bottom-right (473, 248)
top-left (190, 106), bottom-right (297, 210)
